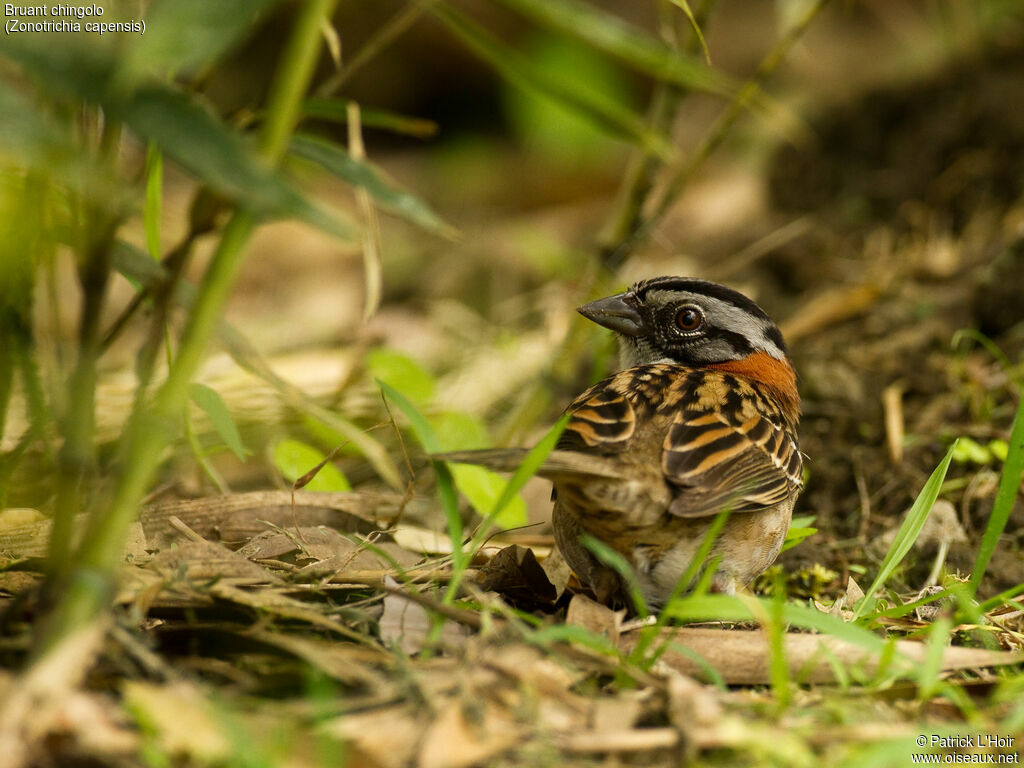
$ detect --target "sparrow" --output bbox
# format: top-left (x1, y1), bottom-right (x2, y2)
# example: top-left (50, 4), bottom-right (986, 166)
top-left (442, 277), bottom-right (802, 610)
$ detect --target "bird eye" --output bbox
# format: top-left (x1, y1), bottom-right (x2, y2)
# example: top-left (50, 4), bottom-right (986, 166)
top-left (675, 305), bottom-right (704, 332)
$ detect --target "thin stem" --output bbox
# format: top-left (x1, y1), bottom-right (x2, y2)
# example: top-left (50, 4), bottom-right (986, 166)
top-left (314, 1), bottom-right (435, 98)
top-left (50, 118), bottom-right (122, 583)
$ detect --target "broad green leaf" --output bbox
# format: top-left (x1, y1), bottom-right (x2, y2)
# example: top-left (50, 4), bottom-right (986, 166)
top-left (271, 438), bottom-right (351, 492)
top-left (117, 86), bottom-right (351, 239)
top-left (951, 436), bottom-right (992, 464)
top-left (431, 411), bottom-right (527, 528)
top-left (431, 411), bottom-right (490, 451)
top-left (429, 3), bottom-right (671, 158)
top-left (366, 348), bottom-right (437, 405)
top-left (132, 0), bottom-right (282, 76)
top-left (303, 98), bottom-right (439, 138)
top-left (502, 34), bottom-right (632, 165)
top-left (781, 525), bottom-right (817, 553)
top-left (291, 134), bottom-right (455, 237)
top-left (450, 464), bottom-right (527, 529)
top-left (492, 0), bottom-right (733, 95)
top-left (853, 442), bottom-right (958, 619)
top-left (189, 383), bottom-right (248, 462)
top-left (484, 413), bottom-right (569, 528)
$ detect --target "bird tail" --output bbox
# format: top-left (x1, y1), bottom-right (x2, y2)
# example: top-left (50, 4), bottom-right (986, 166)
top-left (432, 448), bottom-right (627, 481)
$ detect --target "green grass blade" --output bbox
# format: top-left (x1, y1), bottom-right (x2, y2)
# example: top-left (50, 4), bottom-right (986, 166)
top-left (581, 534), bottom-right (648, 617)
top-left (667, 0), bottom-right (712, 64)
top-left (969, 394), bottom-right (1024, 596)
top-left (377, 380), bottom-right (464, 567)
top-left (916, 616), bottom-right (952, 701)
top-left (302, 98), bottom-right (439, 138)
top-left (188, 383), bottom-right (249, 462)
top-left (486, 413), bottom-right (569, 522)
top-left (429, 2), bottom-right (672, 157)
top-left (290, 134), bottom-right (457, 238)
top-left (664, 594), bottom-right (889, 655)
top-left (143, 144), bottom-right (163, 259)
top-left (853, 442), bottom-right (958, 619)
top-left (490, 0), bottom-right (733, 95)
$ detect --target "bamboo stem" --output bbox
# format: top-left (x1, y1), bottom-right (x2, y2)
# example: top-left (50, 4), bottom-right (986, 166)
top-left (35, 0), bottom-right (339, 654)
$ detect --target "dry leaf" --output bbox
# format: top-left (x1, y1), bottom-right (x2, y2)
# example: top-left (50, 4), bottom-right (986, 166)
top-left (477, 544), bottom-right (556, 607)
top-left (540, 547), bottom-right (571, 600)
top-left (148, 540), bottom-right (284, 586)
top-left (566, 594), bottom-right (625, 644)
top-left (322, 705), bottom-right (426, 768)
top-left (418, 700), bottom-right (520, 768)
top-left (140, 491), bottom-right (401, 548)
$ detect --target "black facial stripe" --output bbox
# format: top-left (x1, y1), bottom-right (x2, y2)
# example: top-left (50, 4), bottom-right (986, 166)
top-left (765, 324), bottom-right (788, 355)
top-left (706, 327), bottom-right (754, 356)
top-left (632, 277), bottom-right (772, 322)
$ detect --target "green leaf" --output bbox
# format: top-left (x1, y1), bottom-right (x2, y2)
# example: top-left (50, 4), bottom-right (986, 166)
top-left (132, 0), bottom-right (283, 76)
top-left (188, 383), bottom-right (248, 462)
top-left (667, 0), bottom-right (712, 65)
top-left (271, 438), bottom-right (351, 492)
top-left (366, 348), bottom-right (437, 405)
top-left (970, 395), bottom-right (1024, 595)
top-left (431, 411), bottom-right (491, 451)
top-left (951, 436), bottom-right (992, 464)
top-left (665, 594), bottom-right (891, 657)
top-left (582, 533), bottom-right (648, 616)
top-left (781, 526), bottom-right (818, 553)
top-left (429, 3), bottom-right (672, 157)
top-left (853, 442), bottom-right (958, 619)
top-left (290, 134), bottom-right (456, 237)
top-left (144, 144), bottom-right (163, 259)
top-left (430, 411), bottom-right (527, 528)
top-left (502, 34), bottom-right (632, 164)
top-left (450, 464), bottom-right (528, 529)
top-left (302, 98), bottom-right (439, 139)
top-left (485, 413), bottom-right (569, 528)
top-left (491, 0), bottom-right (733, 95)
top-left (116, 86), bottom-right (352, 239)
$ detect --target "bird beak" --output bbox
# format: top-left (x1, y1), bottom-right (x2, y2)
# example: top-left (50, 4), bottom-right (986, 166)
top-left (577, 291), bottom-right (646, 337)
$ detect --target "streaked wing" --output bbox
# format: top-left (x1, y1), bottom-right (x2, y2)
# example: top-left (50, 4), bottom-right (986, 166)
top-left (663, 409), bottom-right (802, 518)
top-left (557, 378), bottom-right (637, 451)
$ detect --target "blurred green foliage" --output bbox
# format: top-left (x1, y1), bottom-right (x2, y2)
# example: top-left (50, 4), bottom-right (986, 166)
top-left (502, 33), bottom-right (635, 165)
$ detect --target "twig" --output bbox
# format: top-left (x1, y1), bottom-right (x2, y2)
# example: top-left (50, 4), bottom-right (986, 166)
top-left (315, 1), bottom-right (437, 98)
top-left (882, 382), bottom-right (905, 465)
